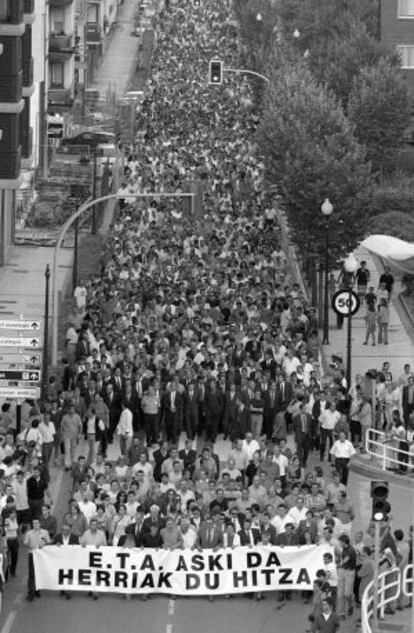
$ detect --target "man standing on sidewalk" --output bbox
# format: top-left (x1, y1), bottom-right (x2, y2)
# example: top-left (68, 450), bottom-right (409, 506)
top-left (61, 403), bottom-right (82, 471)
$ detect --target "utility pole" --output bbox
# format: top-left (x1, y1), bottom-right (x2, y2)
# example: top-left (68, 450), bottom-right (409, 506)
top-left (42, 264), bottom-right (51, 399)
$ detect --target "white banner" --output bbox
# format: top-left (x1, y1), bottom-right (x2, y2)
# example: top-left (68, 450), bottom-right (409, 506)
top-left (33, 545), bottom-right (332, 595)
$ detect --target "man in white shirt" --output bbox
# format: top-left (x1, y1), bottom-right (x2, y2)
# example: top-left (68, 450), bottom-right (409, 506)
top-left (179, 518), bottom-right (198, 548)
top-left (242, 432), bottom-right (260, 462)
top-left (287, 496), bottom-right (308, 527)
top-left (131, 451), bottom-right (153, 482)
top-left (78, 492), bottom-right (97, 522)
top-left (330, 431), bottom-right (356, 485)
top-left (319, 402), bottom-right (341, 462)
top-left (117, 402), bottom-right (133, 456)
top-left (271, 503), bottom-right (291, 535)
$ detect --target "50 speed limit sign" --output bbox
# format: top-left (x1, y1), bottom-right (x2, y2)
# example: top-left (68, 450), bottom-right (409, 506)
top-left (331, 290), bottom-right (360, 317)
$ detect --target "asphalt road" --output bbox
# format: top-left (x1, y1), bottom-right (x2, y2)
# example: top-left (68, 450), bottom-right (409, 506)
top-left (2, 455), bottom-right (412, 633)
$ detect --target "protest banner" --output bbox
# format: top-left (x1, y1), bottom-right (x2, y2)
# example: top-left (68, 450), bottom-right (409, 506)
top-left (33, 544), bottom-right (332, 595)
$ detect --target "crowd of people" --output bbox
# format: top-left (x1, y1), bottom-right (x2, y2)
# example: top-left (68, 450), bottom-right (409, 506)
top-left (0, 0), bottom-right (412, 631)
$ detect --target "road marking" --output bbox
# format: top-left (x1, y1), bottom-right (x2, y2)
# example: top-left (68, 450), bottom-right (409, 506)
top-left (0, 611), bottom-right (17, 633)
top-left (166, 624), bottom-right (173, 633)
top-left (12, 593), bottom-right (23, 605)
top-left (168, 598), bottom-right (175, 616)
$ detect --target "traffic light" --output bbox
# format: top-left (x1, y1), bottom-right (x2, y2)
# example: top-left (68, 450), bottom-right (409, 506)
top-left (370, 481), bottom-right (390, 517)
top-left (209, 60), bottom-right (223, 85)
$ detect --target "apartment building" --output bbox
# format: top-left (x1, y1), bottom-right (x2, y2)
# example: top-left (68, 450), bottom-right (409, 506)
top-left (0, 0), bottom-right (35, 263)
top-left (381, 0), bottom-right (414, 92)
top-left (49, 0), bottom-right (76, 111)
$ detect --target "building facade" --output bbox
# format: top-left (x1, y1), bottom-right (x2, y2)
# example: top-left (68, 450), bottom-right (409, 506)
top-left (49, 0), bottom-right (75, 112)
top-left (0, 0), bottom-right (35, 264)
top-left (381, 0), bottom-right (414, 92)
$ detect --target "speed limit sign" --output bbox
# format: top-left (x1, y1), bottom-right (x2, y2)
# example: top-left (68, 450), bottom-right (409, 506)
top-left (332, 290), bottom-right (360, 317)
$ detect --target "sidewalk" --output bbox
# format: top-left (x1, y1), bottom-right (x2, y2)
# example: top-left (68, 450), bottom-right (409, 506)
top-left (321, 245), bottom-right (414, 379)
top-left (90, 0), bottom-right (142, 99)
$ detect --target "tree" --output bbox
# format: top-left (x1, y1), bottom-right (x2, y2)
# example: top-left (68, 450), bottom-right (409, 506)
top-left (310, 24), bottom-right (396, 110)
top-left (256, 57), bottom-right (373, 261)
top-left (348, 59), bottom-right (411, 174)
top-left (369, 211), bottom-right (414, 241)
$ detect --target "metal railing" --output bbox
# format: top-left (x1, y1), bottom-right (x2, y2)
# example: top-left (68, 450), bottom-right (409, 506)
top-left (402, 564), bottom-right (413, 598)
top-left (362, 568), bottom-right (401, 633)
top-left (366, 427), bottom-right (413, 471)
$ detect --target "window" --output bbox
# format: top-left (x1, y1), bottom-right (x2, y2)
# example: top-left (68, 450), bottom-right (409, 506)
top-left (397, 45), bottom-right (414, 68)
top-left (399, 0), bottom-right (414, 17)
top-left (0, 0), bottom-right (10, 21)
top-left (50, 62), bottom-right (64, 87)
top-left (51, 8), bottom-right (64, 33)
top-left (87, 4), bottom-right (99, 24)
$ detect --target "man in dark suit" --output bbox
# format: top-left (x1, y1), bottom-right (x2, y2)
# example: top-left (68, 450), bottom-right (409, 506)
top-left (119, 523), bottom-right (142, 547)
top-left (275, 523), bottom-right (300, 546)
top-left (142, 504), bottom-right (165, 536)
top-left (204, 379), bottom-right (224, 443)
top-left (162, 378), bottom-right (184, 444)
top-left (123, 383), bottom-right (141, 435)
top-left (292, 402), bottom-right (313, 470)
top-left (197, 516), bottom-right (223, 549)
top-left (311, 390), bottom-right (328, 451)
top-left (103, 383), bottom-right (122, 443)
top-left (183, 383), bottom-right (199, 440)
top-left (152, 440), bottom-right (169, 482)
top-left (263, 380), bottom-right (277, 439)
top-left (223, 383), bottom-right (238, 440)
top-left (111, 367), bottom-right (125, 395)
top-left (231, 398), bottom-right (251, 441)
top-left (54, 524), bottom-right (79, 545)
top-left (238, 519), bottom-right (261, 545)
top-left (402, 376), bottom-right (414, 426)
top-left (260, 350), bottom-right (277, 379)
top-left (178, 439), bottom-right (197, 476)
top-left (275, 373), bottom-right (294, 412)
top-left (54, 524), bottom-right (79, 599)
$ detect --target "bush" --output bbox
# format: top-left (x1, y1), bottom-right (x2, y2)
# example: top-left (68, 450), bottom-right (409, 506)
top-left (370, 172), bottom-right (414, 215)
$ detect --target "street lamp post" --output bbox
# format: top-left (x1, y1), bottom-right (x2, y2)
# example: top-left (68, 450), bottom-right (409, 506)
top-left (372, 511), bottom-right (384, 631)
top-left (344, 254), bottom-right (359, 388)
top-left (321, 198), bottom-right (333, 344)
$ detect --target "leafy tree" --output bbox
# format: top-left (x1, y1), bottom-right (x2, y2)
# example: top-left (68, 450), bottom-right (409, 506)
top-left (256, 58), bottom-right (373, 261)
top-left (309, 23), bottom-right (396, 110)
top-left (370, 171), bottom-right (414, 215)
top-left (348, 59), bottom-right (411, 174)
top-left (369, 211), bottom-right (414, 241)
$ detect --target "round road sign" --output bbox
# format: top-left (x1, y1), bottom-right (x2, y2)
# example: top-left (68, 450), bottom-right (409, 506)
top-left (331, 290), bottom-right (360, 317)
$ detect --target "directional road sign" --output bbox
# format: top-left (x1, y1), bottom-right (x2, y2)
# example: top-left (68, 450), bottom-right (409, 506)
top-left (0, 386), bottom-right (40, 399)
top-left (0, 337), bottom-right (41, 348)
top-left (0, 353), bottom-right (41, 367)
top-left (0, 370), bottom-right (41, 381)
top-left (0, 320), bottom-right (41, 331)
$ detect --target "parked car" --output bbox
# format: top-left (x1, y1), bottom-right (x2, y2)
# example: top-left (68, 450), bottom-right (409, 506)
top-left (61, 131), bottom-right (116, 152)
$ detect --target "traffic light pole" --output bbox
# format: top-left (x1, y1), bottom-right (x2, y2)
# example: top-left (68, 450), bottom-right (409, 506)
top-left (223, 67), bottom-right (270, 84)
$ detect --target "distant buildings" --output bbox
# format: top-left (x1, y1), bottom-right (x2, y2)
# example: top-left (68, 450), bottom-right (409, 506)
top-left (381, 0), bottom-right (414, 92)
top-left (0, 0), bottom-right (121, 264)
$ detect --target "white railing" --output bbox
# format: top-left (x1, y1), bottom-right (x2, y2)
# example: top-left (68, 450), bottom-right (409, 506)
top-left (361, 568), bottom-right (401, 633)
top-left (366, 428), bottom-right (413, 471)
top-left (402, 563), bottom-right (413, 598)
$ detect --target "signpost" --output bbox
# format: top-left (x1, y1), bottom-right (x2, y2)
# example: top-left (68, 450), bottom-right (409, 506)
top-left (331, 290), bottom-right (360, 317)
top-left (0, 318), bottom-right (43, 430)
top-left (0, 370), bottom-right (41, 381)
top-left (0, 387), bottom-right (40, 399)
top-left (0, 337), bottom-right (40, 348)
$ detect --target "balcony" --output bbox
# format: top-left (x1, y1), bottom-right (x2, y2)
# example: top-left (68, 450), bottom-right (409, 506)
top-left (0, 0), bottom-right (24, 24)
top-left (86, 24), bottom-right (102, 45)
top-left (0, 147), bottom-right (21, 180)
top-left (49, 33), bottom-right (74, 56)
top-left (22, 58), bottom-right (33, 87)
top-left (0, 74), bottom-right (23, 102)
top-left (48, 87), bottom-right (74, 107)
